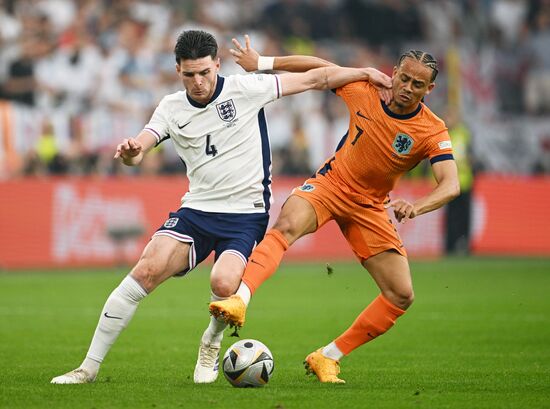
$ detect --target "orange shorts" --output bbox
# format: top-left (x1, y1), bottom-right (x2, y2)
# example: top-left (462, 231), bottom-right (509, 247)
top-left (291, 174), bottom-right (407, 262)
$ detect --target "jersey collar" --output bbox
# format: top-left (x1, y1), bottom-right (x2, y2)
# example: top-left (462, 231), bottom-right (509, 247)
top-left (381, 100), bottom-right (422, 120)
top-left (186, 75), bottom-right (225, 108)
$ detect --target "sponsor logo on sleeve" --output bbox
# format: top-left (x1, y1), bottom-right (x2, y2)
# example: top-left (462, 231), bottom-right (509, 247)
top-left (438, 140), bottom-right (452, 150)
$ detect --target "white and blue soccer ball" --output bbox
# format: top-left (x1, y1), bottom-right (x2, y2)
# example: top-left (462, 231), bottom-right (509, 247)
top-left (222, 339), bottom-right (274, 387)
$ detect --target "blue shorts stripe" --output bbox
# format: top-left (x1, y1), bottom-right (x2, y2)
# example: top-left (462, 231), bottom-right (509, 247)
top-left (221, 249), bottom-right (248, 267)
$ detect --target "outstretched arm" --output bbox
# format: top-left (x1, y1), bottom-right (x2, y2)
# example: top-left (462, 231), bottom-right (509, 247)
top-left (385, 160), bottom-right (460, 223)
top-left (232, 35), bottom-right (393, 103)
top-left (279, 66), bottom-right (392, 98)
top-left (230, 35), bottom-right (335, 73)
top-left (113, 130), bottom-right (157, 166)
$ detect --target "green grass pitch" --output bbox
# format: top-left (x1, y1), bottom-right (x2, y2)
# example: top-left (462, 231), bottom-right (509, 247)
top-left (1, 258), bottom-right (549, 409)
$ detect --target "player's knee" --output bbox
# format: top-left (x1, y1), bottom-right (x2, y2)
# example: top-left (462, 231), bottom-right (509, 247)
top-left (272, 216), bottom-right (304, 244)
top-left (131, 261), bottom-right (161, 292)
top-left (402, 290), bottom-right (415, 309)
top-left (272, 216), bottom-right (293, 236)
top-left (383, 288), bottom-right (414, 310)
top-left (210, 275), bottom-right (239, 298)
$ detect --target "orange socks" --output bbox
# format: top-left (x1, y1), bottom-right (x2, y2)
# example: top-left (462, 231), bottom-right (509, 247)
top-left (242, 229), bottom-right (289, 295)
top-left (334, 294), bottom-right (405, 355)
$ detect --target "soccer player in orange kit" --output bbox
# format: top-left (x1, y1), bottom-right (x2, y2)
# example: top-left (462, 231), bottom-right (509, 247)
top-left (210, 36), bottom-right (460, 384)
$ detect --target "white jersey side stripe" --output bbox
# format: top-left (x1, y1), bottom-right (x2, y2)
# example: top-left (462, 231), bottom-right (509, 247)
top-left (258, 108), bottom-right (272, 212)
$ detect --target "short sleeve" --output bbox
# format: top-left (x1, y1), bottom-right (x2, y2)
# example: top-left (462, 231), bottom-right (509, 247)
top-left (235, 73), bottom-right (281, 106)
top-left (143, 99), bottom-right (170, 146)
top-left (427, 129), bottom-right (454, 164)
top-left (335, 81), bottom-right (376, 111)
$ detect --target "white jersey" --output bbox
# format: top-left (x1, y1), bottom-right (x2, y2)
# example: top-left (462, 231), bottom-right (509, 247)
top-left (144, 74), bottom-right (282, 214)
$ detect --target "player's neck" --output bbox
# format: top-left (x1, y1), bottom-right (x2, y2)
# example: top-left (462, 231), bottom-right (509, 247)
top-left (201, 77), bottom-right (218, 104)
top-left (187, 76), bottom-right (220, 106)
top-left (193, 87), bottom-right (216, 105)
top-left (386, 100), bottom-right (421, 116)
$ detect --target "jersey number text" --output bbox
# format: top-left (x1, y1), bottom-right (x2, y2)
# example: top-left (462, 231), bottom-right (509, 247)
top-left (351, 125), bottom-right (364, 146)
top-left (205, 134), bottom-right (218, 157)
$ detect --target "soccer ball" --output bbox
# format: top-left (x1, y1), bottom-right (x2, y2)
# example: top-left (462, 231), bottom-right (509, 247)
top-left (222, 339), bottom-right (274, 387)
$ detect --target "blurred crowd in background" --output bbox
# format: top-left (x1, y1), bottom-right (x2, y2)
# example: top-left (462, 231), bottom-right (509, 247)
top-left (1, 0), bottom-right (550, 179)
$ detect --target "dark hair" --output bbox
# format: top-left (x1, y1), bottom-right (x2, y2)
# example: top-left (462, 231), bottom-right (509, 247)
top-left (174, 30), bottom-right (218, 63)
top-left (398, 50), bottom-right (439, 82)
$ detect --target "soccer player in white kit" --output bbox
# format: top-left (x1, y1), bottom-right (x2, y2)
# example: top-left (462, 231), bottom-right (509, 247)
top-left (51, 30), bottom-right (393, 384)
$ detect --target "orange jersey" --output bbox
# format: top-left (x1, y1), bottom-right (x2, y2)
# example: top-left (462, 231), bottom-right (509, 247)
top-left (318, 82), bottom-right (454, 204)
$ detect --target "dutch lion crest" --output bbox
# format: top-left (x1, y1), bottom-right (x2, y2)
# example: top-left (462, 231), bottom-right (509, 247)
top-left (392, 133), bottom-right (414, 155)
top-left (216, 99), bottom-right (237, 122)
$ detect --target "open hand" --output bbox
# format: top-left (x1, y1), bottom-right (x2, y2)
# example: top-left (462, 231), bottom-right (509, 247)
top-left (230, 34), bottom-right (260, 72)
top-left (384, 198), bottom-right (417, 223)
top-left (114, 138), bottom-right (143, 159)
top-left (366, 67), bottom-right (393, 105)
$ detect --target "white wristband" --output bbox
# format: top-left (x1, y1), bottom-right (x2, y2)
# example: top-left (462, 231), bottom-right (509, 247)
top-left (257, 56), bottom-right (275, 71)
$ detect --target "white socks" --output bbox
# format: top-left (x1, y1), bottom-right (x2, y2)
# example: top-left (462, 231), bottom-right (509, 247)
top-left (322, 342), bottom-right (344, 361)
top-left (201, 292), bottom-right (228, 346)
top-left (78, 277), bottom-right (253, 377)
top-left (201, 282), bottom-right (252, 346)
top-left (82, 275), bottom-right (147, 374)
top-left (235, 281), bottom-right (252, 306)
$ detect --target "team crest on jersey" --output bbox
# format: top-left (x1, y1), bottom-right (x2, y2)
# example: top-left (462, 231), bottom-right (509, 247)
top-left (299, 184), bottom-right (315, 192)
top-left (164, 217), bottom-right (179, 228)
top-left (392, 133), bottom-right (414, 155)
top-left (216, 99), bottom-right (237, 122)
